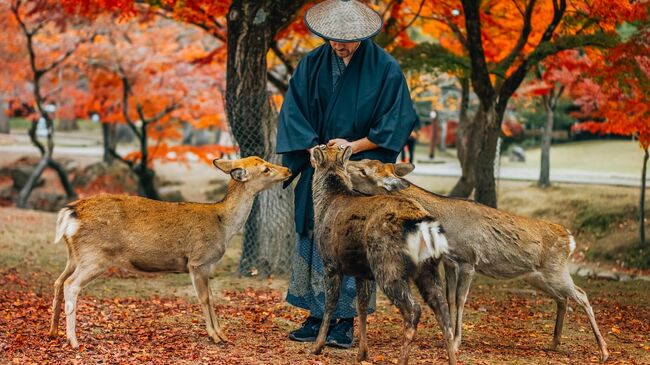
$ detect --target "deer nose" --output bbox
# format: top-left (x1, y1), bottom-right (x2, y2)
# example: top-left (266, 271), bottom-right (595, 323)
top-left (384, 177), bottom-right (408, 191)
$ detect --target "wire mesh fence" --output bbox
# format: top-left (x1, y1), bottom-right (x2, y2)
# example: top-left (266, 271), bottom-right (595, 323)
top-left (224, 92), bottom-right (296, 278)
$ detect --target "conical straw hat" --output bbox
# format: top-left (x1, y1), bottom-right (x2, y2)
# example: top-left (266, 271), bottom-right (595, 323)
top-left (305, 0), bottom-right (383, 42)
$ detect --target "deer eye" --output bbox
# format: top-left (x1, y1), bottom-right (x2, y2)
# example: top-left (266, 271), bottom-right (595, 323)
top-left (263, 167), bottom-right (270, 173)
top-left (360, 169), bottom-right (367, 176)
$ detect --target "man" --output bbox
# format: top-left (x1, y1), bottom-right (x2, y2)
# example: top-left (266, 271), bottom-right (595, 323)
top-left (276, 0), bottom-right (417, 349)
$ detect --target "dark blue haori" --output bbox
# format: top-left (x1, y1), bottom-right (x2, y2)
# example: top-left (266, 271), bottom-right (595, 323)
top-left (276, 39), bottom-right (417, 319)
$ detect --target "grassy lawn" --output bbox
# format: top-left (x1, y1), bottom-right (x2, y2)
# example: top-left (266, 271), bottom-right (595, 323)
top-left (414, 139), bottom-right (644, 176)
top-left (500, 140), bottom-right (644, 175)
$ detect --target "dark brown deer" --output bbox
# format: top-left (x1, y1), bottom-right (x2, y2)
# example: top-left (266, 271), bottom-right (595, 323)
top-left (346, 159), bottom-right (609, 362)
top-left (49, 157), bottom-right (291, 349)
top-left (311, 145), bottom-right (456, 365)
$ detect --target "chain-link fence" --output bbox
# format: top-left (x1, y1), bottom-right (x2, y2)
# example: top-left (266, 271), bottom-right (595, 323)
top-left (224, 93), bottom-right (296, 278)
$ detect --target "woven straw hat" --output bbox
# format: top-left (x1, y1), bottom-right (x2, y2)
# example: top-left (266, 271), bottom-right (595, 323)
top-left (305, 0), bottom-right (383, 42)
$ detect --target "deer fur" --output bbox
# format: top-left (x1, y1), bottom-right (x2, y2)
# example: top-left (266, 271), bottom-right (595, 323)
top-left (347, 159), bottom-right (609, 362)
top-left (49, 157), bottom-right (291, 349)
top-left (311, 145), bottom-right (456, 365)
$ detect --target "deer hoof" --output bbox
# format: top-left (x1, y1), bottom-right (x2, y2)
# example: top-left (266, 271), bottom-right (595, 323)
top-left (549, 340), bottom-right (560, 351)
top-left (68, 338), bottom-right (79, 349)
top-left (356, 350), bottom-right (368, 362)
top-left (601, 351), bottom-right (610, 363)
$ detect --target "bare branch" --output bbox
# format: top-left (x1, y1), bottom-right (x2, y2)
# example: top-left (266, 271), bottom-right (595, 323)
top-left (494, 0), bottom-right (537, 77)
top-left (137, 102), bottom-right (178, 124)
top-left (270, 40), bottom-right (294, 75)
top-left (267, 70), bottom-right (288, 94)
top-left (108, 147), bottom-right (134, 168)
top-left (383, 0), bottom-right (426, 47)
top-left (419, 14), bottom-right (468, 50)
top-left (460, 0), bottom-right (496, 105)
top-left (117, 67), bottom-right (142, 140)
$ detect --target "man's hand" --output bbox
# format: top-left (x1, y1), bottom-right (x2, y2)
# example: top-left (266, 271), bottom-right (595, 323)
top-left (327, 138), bottom-right (355, 153)
top-left (327, 137), bottom-right (378, 155)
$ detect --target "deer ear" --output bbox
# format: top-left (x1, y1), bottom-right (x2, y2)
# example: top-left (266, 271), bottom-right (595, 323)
top-left (213, 159), bottom-right (234, 173)
top-left (393, 163), bottom-right (415, 177)
top-left (230, 168), bottom-right (250, 182)
top-left (339, 146), bottom-right (353, 165)
top-left (313, 148), bottom-right (325, 166)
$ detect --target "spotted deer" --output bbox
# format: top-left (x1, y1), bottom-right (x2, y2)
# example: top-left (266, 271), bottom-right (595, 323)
top-left (346, 159), bottom-right (609, 362)
top-left (311, 145), bottom-right (456, 365)
top-left (49, 157), bottom-right (291, 349)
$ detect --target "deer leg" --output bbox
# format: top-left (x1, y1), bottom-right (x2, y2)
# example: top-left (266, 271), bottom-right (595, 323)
top-left (568, 284), bottom-right (609, 362)
top-left (312, 269), bottom-right (342, 355)
top-left (50, 257), bottom-right (76, 338)
top-left (551, 299), bottom-right (567, 350)
top-left (355, 278), bottom-right (372, 362)
top-left (443, 259), bottom-right (459, 336)
top-left (190, 264), bottom-right (227, 344)
top-left (207, 278), bottom-right (228, 342)
top-left (453, 263), bottom-right (475, 352)
top-left (380, 280), bottom-right (421, 365)
top-left (63, 262), bottom-right (105, 349)
top-left (415, 260), bottom-right (457, 365)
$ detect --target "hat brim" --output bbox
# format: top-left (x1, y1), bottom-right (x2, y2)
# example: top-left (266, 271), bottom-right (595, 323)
top-left (304, 0), bottom-right (383, 42)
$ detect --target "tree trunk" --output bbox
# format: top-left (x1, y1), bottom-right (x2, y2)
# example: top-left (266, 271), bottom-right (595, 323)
top-left (641, 148), bottom-right (648, 246)
top-left (449, 77), bottom-right (475, 198)
top-left (135, 122), bottom-right (159, 200)
top-left (227, 0), bottom-right (303, 277)
top-left (0, 100), bottom-right (9, 134)
top-left (102, 122), bottom-right (116, 165)
top-left (136, 166), bottom-right (159, 200)
top-left (18, 116), bottom-right (77, 208)
top-left (473, 104), bottom-right (501, 208)
top-left (538, 94), bottom-right (554, 188)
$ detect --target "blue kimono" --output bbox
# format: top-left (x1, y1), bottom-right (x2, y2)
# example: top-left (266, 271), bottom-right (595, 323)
top-left (276, 39), bottom-right (417, 318)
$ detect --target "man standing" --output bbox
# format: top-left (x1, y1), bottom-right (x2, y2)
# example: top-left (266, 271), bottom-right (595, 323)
top-left (276, 0), bottom-right (417, 349)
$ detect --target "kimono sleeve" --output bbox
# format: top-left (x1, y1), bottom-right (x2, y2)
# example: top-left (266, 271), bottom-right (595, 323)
top-left (366, 63), bottom-right (417, 153)
top-left (276, 58), bottom-right (319, 154)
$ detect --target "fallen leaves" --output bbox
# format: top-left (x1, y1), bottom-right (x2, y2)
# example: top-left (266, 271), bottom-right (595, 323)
top-left (1, 268), bottom-right (650, 364)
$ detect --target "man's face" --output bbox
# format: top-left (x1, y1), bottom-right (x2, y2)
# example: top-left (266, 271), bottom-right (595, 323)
top-left (329, 40), bottom-right (361, 59)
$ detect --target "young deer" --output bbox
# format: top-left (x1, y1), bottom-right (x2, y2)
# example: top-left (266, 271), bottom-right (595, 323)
top-left (311, 145), bottom-right (456, 365)
top-left (346, 159), bottom-right (609, 362)
top-left (49, 157), bottom-right (291, 349)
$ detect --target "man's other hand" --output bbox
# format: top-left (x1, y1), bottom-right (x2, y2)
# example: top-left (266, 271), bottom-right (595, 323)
top-left (327, 138), bottom-right (354, 152)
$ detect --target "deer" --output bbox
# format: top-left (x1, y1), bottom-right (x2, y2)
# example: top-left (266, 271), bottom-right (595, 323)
top-left (310, 145), bottom-right (457, 365)
top-left (48, 156), bottom-right (291, 349)
top-left (346, 159), bottom-right (609, 362)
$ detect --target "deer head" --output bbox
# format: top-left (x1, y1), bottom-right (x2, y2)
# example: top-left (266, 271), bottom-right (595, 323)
top-left (213, 156), bottom-right (291, 191)
top-left (347, 159), bottom-right (414, 195)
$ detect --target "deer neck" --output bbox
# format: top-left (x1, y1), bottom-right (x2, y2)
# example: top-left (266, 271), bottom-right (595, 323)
top-left (218, 180), bottom-right (258, 236)
top-left (312, 168), bottom-right (352, 220)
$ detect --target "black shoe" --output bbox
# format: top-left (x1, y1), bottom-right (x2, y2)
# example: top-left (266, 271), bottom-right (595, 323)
top-left (326, 318), bottom-right (354, 349)
top-left (288, 316), bottom-right (335, 342)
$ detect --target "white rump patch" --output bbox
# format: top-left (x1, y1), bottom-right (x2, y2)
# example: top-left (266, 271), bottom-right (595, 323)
top-left (567, 232), bottom-right (577, 255)
top-left (54, 208), bottom-right (79, 243)
top-left (406, 221), bottom-right (449, 264)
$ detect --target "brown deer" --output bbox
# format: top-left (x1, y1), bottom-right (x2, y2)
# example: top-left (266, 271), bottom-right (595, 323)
top-left (311, 145), bottom-right (456, 365)
top-left (346, 159), bottom-right (609, 362)
top-left (49, 157), bottom-right (291, 349)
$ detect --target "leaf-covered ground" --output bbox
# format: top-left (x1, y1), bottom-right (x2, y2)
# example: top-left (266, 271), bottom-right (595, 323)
top-left (1, 208), bottom-right (650, 364)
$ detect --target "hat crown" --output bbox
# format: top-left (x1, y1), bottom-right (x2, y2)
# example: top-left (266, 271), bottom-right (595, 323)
top-left (305, 0), bottom-right (383, 42)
